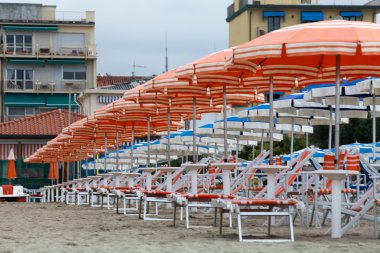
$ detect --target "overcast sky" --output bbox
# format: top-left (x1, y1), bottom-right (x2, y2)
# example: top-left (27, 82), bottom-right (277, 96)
top-left (0, 0), bottom-right (371, 76)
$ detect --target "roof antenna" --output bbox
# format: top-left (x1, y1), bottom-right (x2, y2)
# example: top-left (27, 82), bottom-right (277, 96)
top-left (165, 32), bottom-right (169, 72)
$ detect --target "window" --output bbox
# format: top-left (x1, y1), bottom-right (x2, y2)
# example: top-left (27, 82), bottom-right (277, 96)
top-left (7, 107), bottom-right (36, 120)
top-left (62, 66), bottom-right (86, 81)
top-left (7, 69), bottom-right (34, 90)
top-left (343, 16), bottom-right (358, 21)
top-left (6, 34), bottom-right (32, 54)
top-left (268, 16), bottom-right (281, 32)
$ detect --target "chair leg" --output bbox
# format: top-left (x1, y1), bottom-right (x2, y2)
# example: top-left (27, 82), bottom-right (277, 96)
top-left (143, 199), bottom-right (148, 220)
top-left (138, 197), bottom-right (143, 219)
top-left (214, 207), bottom-right (218, 227)
top-left (219, 208), bottom-right (223, 236)
top-left (321, 209), bottom-right (329, 226)
top-left (173, 203), bottom-right (177, 227)
top-left (289, 208), bottom-right (295, 242)
top-left (237, 214), bottom-right (243, 242)
top-left (186, 205), bottom-right (190, 228)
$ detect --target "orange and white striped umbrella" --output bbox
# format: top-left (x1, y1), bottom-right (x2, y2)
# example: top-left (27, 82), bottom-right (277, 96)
top-left (175, 49), bottom-right (265, 160)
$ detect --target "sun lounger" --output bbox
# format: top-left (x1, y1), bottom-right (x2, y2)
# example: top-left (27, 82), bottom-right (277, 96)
top-left (213, 198), bottom-right (297, 242)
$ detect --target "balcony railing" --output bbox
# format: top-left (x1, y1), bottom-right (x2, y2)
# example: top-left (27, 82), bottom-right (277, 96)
top-left (256, 26), bottom-right (286, 37)
top-left (227, 3), bottom-right (235, 18)
top-left (5, 80), bottom-right (87, 92)
top-left (1, 43), bottom-right (97, 58)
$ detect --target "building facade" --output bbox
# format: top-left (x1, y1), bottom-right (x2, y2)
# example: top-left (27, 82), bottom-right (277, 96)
top-left (0, 3), bottom-right (97, 121)
top-left (0, 109), bottom-right (85, 188)
top-left (227, 0), bottom-right (380, 47)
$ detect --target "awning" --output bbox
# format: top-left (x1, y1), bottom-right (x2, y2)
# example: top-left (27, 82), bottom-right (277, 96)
top-left (47, 60), bottom-right (85, 65)
top-left (263, 11), bottom-right (285, 17)
top-left (3, 25), bottom-right (58, 31)
top-left (6, 59), bottom-right (45, 65)
top-left (340, 11), bottom-right (363, 17)
top-left (46, 94), bottom-right (78, 108)
top-left (301, 11), bottom-right (324, 22)
top-left (4, 94), bottom-right (45, 107)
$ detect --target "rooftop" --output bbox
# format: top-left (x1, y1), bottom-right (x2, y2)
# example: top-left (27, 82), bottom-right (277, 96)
top-left (0, 109), bottom-right (85, 138)
top-left (97, 75), bottom-right (152, 88)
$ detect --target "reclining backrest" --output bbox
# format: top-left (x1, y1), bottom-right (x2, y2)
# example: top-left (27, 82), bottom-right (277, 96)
top-left (2, 185), bottom-right (13, 195)
top-left (346, 154), bottom-right (360, 171)
top-left (323, 152), bottom-right (345, 170)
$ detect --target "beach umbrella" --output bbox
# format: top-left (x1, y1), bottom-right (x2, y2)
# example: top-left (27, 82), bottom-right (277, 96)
top-left (274, 91), bottom-right (364, 151)
top-left (6, 148), bottom-right (17, 183)
top-left (122, 80), bottom-right (220, 166)
top-left (356, 78), bottom-right (380, 162)
top-left (228, 20), bottom-right (380, 238)
top-left (304, 80), bottom-right (380, 158)
top-left (228, 20), bottom-right (380, 171)
top-left (48, 163), bottom-right (58, 183)
top-left (239, 104), bottom-right (319, 154)
top-left (175, 49), bottom-right (265, 162)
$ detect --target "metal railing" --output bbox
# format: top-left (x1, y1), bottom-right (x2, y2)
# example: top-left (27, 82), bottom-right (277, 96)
top-left (1, 43), bottom-right (97, 57)
top-left (5, 80), bottom-right (86, 92)
top-left (256, 26), bottom-right (287, 37)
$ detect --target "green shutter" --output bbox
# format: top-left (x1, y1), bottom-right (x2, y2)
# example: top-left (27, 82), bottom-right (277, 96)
top-left (45, 94), bottom-right (78, 108)
top-left (6, 59), bottom-right (45, 65)
top-left (4, 94), bottom-right (45, 107)
top-left (47, 60), bottom-right (85, 65)
top-left (3, 26), bottom-right (58, 31)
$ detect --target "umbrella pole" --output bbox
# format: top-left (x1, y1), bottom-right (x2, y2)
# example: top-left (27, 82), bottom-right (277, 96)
top-left (85, 146), bottom-right (88, 177)
top-left (236, 136), bottom-right (239, 163)
top-left (193, 97), bottom-right (197, 163)
top-left (104, 134), bottom-right (107, 172)
top-left (269, 77), bottom-right (274, 164)
top-left (372, 87), bottom-right (377, 163)
top-left (167, 108), bottom-right (171, 166)
top-left (330, 54), bottom-right (342, 240)
top-left (116, 129), bottom-right (119, 171)
top-left (66, 155), bottom-right (69, 182)
top-left (79, 146), bottom-right (82, 179)
top-left (223, 84), bottom-right (228, 162)
top-left (306, 133), bottom-right (309, 148)
top-left (334, 55), bottom-right (341, 169)
top-left (290, 117), bottom-right (294, 154)
top-left (93, 140), bottom-right (97, 175)
top-left (328, 107), bottom-right (333, 152)
top-left (261, 129), bottom-right (264, 153)
top-left (131, 123), bottom-right (135, 171)
top-left (147, 115), bottom-right (151, 167)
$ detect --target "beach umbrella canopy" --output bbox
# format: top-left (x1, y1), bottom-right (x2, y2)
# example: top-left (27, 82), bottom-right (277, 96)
top-left (6, 148), bottom-right (17, 180)
top-left (354, 78), bottom-right (380, 162)
top-left (175, 49), bottom-right (265, 161)
top-left (229, 20), bottom-right (380, 169)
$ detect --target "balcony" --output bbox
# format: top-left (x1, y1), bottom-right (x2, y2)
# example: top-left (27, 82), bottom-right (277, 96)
top-left (1, 43), bottom-right (97, 59)
top-left (5, 80), bottom-right (87, 93)
top-left (256, 26), bottom-right (286, 37)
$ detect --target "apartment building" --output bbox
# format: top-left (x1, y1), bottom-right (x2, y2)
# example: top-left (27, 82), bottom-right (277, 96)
top-left (0, 3), bottom-right (96, 121)
top-left (227, 0), bottom-right (380, 47)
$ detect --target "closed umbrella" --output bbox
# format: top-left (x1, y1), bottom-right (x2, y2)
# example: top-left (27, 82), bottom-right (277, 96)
top-left (6, 148), bottom-right (17, 183)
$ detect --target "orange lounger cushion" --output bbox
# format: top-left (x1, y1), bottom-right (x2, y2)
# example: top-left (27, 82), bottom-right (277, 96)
top-left (182, 193), bottom-right (234, 199)
top-left (317, 188), bottom-right (357, 194)
top-left (229, 199), bottom-right (297, 206)
top-left (142, 190), bottom-right (171, 197)
top-left (2, 185), bottom-right (13, 195)
top-left (210, 185), bottom-right (223, 190)
top-left (246, 187), bottom-right (264, 191)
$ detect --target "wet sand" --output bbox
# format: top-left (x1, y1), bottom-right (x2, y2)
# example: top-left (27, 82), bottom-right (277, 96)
top-left (0, 203), bottom-right (379, 253)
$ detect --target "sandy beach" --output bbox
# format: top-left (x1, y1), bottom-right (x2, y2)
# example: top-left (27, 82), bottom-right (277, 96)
top-left (0, 203), bottom-right (378, 253)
